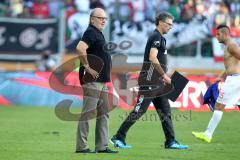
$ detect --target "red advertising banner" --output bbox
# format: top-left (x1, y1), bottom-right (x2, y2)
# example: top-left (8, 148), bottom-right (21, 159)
top-left (111, 73), bottom-right (239, 112)
top-left (0, 72), bottom-right (239, 112)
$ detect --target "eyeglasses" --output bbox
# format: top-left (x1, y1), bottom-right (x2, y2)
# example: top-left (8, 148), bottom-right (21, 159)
top-left (91, 16), bottom-right (108, 21)
top-left (162, 21), bottom-right (173, 27)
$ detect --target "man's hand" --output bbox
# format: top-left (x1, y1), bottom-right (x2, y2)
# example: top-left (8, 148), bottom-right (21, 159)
top-left (215, 77), bottom-right (222, 83)
top-left (162, 73), bottom-right (171, 84)
top-left (85, 66), bottom-right (99, 79)
top-left (215, 70), bottom-right (225, 83)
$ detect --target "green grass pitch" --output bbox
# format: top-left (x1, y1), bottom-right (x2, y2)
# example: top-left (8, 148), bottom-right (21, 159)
top-left (0, 106), bottom-right (239, 160)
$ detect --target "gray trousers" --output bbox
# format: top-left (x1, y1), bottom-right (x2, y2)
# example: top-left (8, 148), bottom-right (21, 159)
top-left (76, 82), bottom-right (109, 151)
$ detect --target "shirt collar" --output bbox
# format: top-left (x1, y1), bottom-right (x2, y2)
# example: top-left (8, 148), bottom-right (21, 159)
top-left (155, 29), bottom-right (163, 37)
top-left (89, 24), bottom-right (102, 33)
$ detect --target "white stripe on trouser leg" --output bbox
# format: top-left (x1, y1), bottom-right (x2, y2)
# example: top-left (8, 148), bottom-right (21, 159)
top-left (146, 63), bottom-right (154, 81)
top-left (134, 95), bottom-right (144, 112)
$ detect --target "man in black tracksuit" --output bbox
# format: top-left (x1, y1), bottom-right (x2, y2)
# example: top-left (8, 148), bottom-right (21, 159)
top-left (111, 12), bottom-right (188, 149)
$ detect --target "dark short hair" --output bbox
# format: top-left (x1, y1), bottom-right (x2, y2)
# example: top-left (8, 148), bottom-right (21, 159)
top-left (155, 12), bottom-right (174, 26)
top-left (216, 24), bottom-right (230, 32)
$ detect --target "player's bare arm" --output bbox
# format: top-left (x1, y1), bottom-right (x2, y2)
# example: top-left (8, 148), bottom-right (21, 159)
top-left (227, 42), bottom-right (240, 60)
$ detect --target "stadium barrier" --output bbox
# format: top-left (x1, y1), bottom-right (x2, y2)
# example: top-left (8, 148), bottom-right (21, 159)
top-left (0, 72), bottom-right (239, 112)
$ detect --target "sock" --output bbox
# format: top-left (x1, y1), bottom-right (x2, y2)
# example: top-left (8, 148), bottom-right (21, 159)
top-left (204, 110), bottom-right (223, 138)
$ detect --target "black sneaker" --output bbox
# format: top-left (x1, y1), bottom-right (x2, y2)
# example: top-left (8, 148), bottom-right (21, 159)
top-left (96, 147), bottom-right (118, 153)
top-left (75, 148), bottom-right (95, 153)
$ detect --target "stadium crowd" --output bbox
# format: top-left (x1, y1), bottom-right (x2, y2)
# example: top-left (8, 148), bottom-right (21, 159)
top-left (0, 0), bottom-right (239, 56)
top-left (0, 0), bottom-right (239, 27)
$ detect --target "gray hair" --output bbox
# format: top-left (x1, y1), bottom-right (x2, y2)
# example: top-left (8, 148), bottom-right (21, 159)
top-left (90, 9), bottom-right (96, 17)
top-left (89, 9), bottom-right (95, 24)
top-left (155, 12), bottom-right (174, 26)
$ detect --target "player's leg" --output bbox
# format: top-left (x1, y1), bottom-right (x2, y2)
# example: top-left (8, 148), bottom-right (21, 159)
top-left (153, 97), bottom-right (175, 144)
top-left (204, 103), bottom-right (224, 139)
top-left (76, 83), bottom-right (102, 152)
top-left (111, 90), bottom-right (153, 148)
top-left (153, 97), bottom-right (188, 149)
top-left (193, 75), bottom-right (240, 142)
top-left (95, 84), bottom-right (110, 152)
top-left (192, 103), bottom-right (224, 143)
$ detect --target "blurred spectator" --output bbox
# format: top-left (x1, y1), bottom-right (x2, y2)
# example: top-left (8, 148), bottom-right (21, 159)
top-left (230, 1), bottom-right (240, 28)
top-left (36, 50), bottom-right (56, 71)
top-left (155, 0), bottom-right (169, 12)
top-left (30, 0), bottom-right (50, 19)
top-left (66, 11), bottom-right (89, 52)
top-left (168, 0), bottom-right (181, 22)
top-left (233, 13), bottom-right (240, 28)
top-left (214, 1), bottom-right (231, 27)
top-left (18, 5), bottom-right (31, 18)
top-left (230, 0), bottom-right (240, 14)
top-left (74, 0), bottom-right (90, 13)
top-left (24, 0), bottom-right (34, 8)
top-left (101, 0), bottom-right (112, 11)
top-left (129, 0), bottom-right (146, 31)
top-left (66, 0), bottom-right (89, 52)
top-left (48, 0), bottom-right (64, 18)
top-left (0, 0), bottom-right (239, 27)
top-left (145, 0), bottom-right (155, 22)
top-left (9, 0), bottom-right (24, 17)
top-left (64, 0), bottom-right (77, 20)
top-left (0, 0), bottom-right (7, 17)
top-left (196, 0), bottom-right (205, 14)
top-left (118, 0), bottom-right (131, 22)
top-left (90, 0), bottom-right (105, 9)
top-left (64, 0), bottom-right (77, 49)
top-left (102, 0), bottom-right (115, 19)
top-left (181, 0), bottom-right (196, 23)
